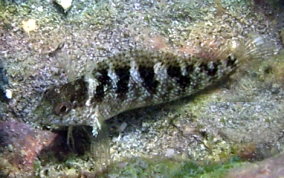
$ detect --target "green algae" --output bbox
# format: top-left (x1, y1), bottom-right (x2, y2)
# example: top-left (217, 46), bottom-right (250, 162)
top-left (101, 157), bottom-right (243, 178)
top-left (32, 156), bottom-right (243, 177)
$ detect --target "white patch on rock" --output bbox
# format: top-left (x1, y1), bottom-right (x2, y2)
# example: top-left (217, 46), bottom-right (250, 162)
top-left (54, 0), bottom-right (73, 13)
top-left (165, 148), bottom-right (175, 158)
top-left (5, 89), bottom-right (12, 99)
top-left (22, 19), bottom-right (37, 34)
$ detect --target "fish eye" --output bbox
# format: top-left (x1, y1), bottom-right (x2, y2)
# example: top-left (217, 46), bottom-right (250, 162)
top-left (54, 101), bottom-right (72, 115)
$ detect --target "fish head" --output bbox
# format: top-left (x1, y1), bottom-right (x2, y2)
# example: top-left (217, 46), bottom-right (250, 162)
top-left (33, 78), bottom-right (91, 127)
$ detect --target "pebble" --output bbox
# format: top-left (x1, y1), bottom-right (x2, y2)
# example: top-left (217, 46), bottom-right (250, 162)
top-left (5, 89), bottom-right (12, 99)
top-left (165, 148), bottom-right (175, 158)
top-left (22, 19), bottom-right (37, 34)
top-left (53, 0), bottom-right (73, 13)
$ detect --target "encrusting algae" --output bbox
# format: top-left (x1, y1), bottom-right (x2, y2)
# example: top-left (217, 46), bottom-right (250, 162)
top-left (33, 34), bottom-right (277, 135)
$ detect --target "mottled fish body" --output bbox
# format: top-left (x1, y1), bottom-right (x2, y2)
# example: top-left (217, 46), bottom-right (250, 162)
top-left (88, 50), bottom-right (237, 118)
top-left (34, 35), bottom-right (275, 133)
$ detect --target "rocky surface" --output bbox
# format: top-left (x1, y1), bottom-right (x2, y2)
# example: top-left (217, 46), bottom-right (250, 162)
top-left (226, 152), bottom-right (284, 178)
top-left (0, 121), bottom-right (68, 177)
top-left (0, 0), bottom-right (283, 177)
top-left (0, 62), bottom-right (8, 102)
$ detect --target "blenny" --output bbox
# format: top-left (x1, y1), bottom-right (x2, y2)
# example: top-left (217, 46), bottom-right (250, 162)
top-left (34, 35), bottom-right (274, 135)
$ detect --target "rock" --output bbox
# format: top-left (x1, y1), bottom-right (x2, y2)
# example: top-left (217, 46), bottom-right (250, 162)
top-left (0, 121), bottom-right (68, 177)
top-left (53, 0), bottom-right (72, 13)
top-left (4, 89), bottom-right (12, 99)
top-left (3, 0), bottom-right (27, 4)
top-left (226, 152), bottom-right (284, 178)
top-left (0, 61), bottom-right (9, 102)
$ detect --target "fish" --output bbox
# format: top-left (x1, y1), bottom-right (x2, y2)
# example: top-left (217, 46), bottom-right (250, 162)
top-left (33, 35), bottom-right (276, 135)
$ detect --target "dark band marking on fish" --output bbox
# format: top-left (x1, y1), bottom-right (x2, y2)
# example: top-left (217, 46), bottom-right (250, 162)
top-left (138, 65), bottom-right (159, 94)
top-left (114, 66), bottom-right (130, 99)
top-left (199, 63), bottom-right (210, 76)
top-left (226, 55), bottom-right (237, 68)
top-left (93, 69), bottom-right (111, 102)
top-left (167, 65), bottom-right (191, 89)
top-left (208, 62), bottom-right (219, 76)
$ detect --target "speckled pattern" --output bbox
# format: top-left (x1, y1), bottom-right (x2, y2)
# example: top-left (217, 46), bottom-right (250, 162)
top-left (34, 48), bottom-right (239, 128)
top-left (0, 0), bottom-right (284, 176)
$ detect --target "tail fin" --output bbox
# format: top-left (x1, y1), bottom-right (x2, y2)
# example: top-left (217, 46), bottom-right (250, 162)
top-left (230, 34), bottom-right (279, 62)
top-left (179, 34), bottom-right (279, 64)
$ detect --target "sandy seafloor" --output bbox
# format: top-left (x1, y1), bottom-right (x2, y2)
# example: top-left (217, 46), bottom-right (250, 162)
top-left (0, 0), bottom-right (284, 177)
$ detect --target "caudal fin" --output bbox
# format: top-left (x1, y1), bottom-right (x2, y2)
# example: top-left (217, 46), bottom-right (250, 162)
top-left (232, 34), bottom-right (279, 62)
